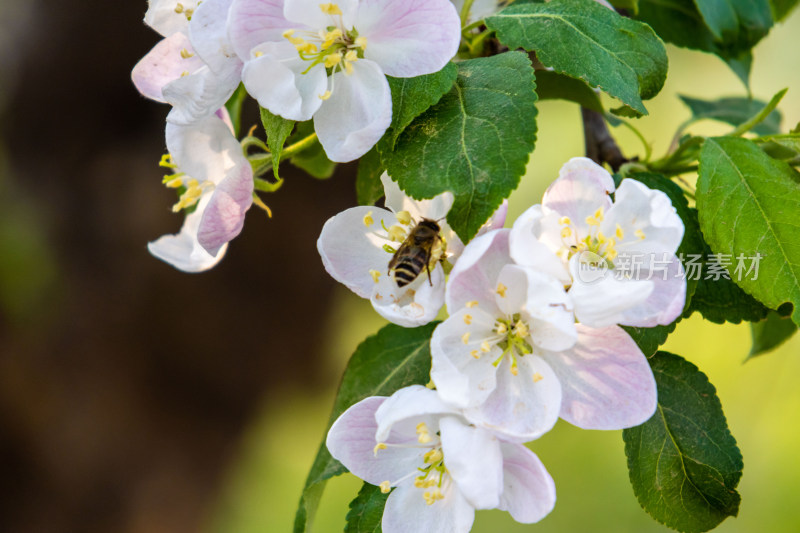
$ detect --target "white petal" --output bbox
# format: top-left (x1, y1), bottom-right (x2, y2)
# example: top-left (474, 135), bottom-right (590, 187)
top-left (381, 172), bottom-right (455, 223)
top-left (356, 0), bottom-right (461, 77)
top-left (148, 193), bottom-right (227, 272)
top-left (163, 63), bottom-right (242, 125)
top-left (508, 204), bottom-right (571, 284)
top-left (314, 59), bottom-right (392, 162)
top-left (227, 0), bottom-right (295, 60)
top-left (382, 482), bottom-right (474, 533)
top-left (165, 113), bottom-right (245, 185)
top-left (317, 206), bottom-right (398, 298)
top-left (497, 442), bottom-right (556, 523)
top-left (543, 157), bottom-right (615, 237)
top-left (189, 0), bottom-right (240, 74)
top-left (617, 254), bottom-right (686, 327)
top-left (445, 229), bottom-right (510, 315)
top-left (284, 0), bottom-right (358, 27)
top-left (374, 385), bottom-right (459, 442)
top-left (241, 42), bottom-right (327, 121)
top-left (326, 397), bottom-right (426, 486)
top-left (464, 355), bottom-right (561, 442)
top-left (430, 308), bottom-right (502, 408)
top-left (371, 263), bottom-right (445, 327)
top-left (132, 33), bottom-right (205, 103)
top-left (439, 416), bottom-right (503, 510)
top-left (145, 0), bottom-right (201, 36)
top-left (540, 325), bottom-right (657, 430)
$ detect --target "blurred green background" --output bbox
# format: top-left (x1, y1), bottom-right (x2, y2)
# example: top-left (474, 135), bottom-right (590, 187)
top-left (0, 2), bottom-right (798, 533)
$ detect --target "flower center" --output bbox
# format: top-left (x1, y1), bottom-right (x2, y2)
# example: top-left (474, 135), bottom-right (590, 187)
top-left (490, 312), bottom-right (532, 376)
top-left (282, 3), bottom-right (368, 100)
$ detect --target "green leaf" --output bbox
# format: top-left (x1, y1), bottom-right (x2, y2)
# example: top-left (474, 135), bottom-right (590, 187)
top-left (753, 133), bottom-right (800, 161)
top-left (378, 52), bottom-right (538, 242)
top-left (356, 147), bottom-right (385, 206)
top-left (486, 0), bottom-right (668, 114)
top-left (697, 137), bottom-right (800, 326)
top-left (345, 483), bottom-right (387, 533)
top-left (623, 351), bottom-right (743, 533)
top-left (260, 106), bottom-right (296, 178)
top-left (293, 322), bottom-right (437, 533)
top-left (287, 120), bottom-right (336, 179)
top-left (610, 0), bottom-right (639, 13)
top-left (534, 70), bottom-right (603, 112)
top-left (386, 63), bottom-right (458, 150)
top-left (770, 0), bottom-right (800, 20)
top-left (748, 310), bottom-right (798, 359)
top-left (622, 323), bottom-right (677, 357)
top-left (678, 94), bottom-right (783, 135)
top-left (224, 83), bottom-right (248, 137)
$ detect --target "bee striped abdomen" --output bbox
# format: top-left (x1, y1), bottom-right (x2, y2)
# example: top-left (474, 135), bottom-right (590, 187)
top-left (392, 254), bottom-right (426, 287)
top-left (387, 217), bottom-right (442, 288)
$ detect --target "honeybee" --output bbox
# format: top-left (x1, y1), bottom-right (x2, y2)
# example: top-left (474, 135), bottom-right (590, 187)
top-left (388, 218), bottom-right (445, 288)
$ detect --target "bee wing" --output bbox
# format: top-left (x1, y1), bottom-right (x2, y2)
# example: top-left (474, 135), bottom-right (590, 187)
top-left (387, 241), bottom-right (413, 272)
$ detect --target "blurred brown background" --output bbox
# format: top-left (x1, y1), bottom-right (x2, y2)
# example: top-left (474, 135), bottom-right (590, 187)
top-left (0, 1), bottom-right (355, 531)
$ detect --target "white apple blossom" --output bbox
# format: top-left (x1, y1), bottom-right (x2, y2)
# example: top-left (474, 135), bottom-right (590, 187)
top-left (133, 0), bottom-right (243, 125)
top-left (227, 0), bottom-right (461, 162)
top-left (509, 157), bottom-right (686, 328)
top-left (430, 229), bottom-right (657, 441)
top-left (317, 173), bottom-right (505, 327)
top-left (149, 109), bottom-right (253, 272)
top-left (326, 386), bottom-right (556, 533)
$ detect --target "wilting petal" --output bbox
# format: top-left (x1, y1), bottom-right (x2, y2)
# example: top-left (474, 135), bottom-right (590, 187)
top-left (439, 416), bottom-right (503, 510)
top-left (465, 355), bottom-right (561, 442)
top-left (132, 33), bottom-right (205, 102)
top-left (446, 229), bottom-right (510, 315)
top-left (227, 0), bottom-right (294, 60)
top-left (314, 59), bottom-right (392, 162)
top-left (148, 194), bottom-right (227, 272)
top-left (163, 63), bottom-right (241, 125)
top-left (540, 325), bottom-right (657, 430)
top-left (284, 0), bottom-right (359, 28)
top-left (145, 0), bottom-right (201, 36)
top-left (356, 0), bottom-right (460, 77)
top-left (430, 307), bottom-right (502, 408)
top-left (542, 157), bottom-right (615, 237)
top-left (382, 482), bottom-right (474, 533)
top-left (327, 396), bottom-right (426, 487)
top-left (497, 442), bottom-right (556, 523)
top-left (189, 0), bottom-right (240, 73)
top-left (374, 386), bottom-right (458, 442)
top-left (508, 204), bottom-right (571, 284)
top-left (317, 206), bottom-right (398, 298)
top-left (197, 162), bottom-right (254, 256)
top-left (371, 263), bottom-right (445, 327)
top-left (165, 113), bottom-right (243, 184)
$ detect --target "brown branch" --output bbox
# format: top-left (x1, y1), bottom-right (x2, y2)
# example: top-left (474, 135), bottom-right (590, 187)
top-left (581, 107), bottom-right (628, 172)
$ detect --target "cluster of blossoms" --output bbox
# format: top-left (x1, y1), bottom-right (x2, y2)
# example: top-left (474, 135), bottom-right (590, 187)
top-left (321, 158), bottom-right (687, 531)
top-left (132, 0), bottom-right (462, 271)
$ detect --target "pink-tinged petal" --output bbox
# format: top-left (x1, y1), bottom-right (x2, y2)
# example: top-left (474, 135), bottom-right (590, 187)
top-left (132, 33), bottom-right (206, 103)
top-left (197, 162), bottom-right (254, 255)
top-left (227, 0), bottom-right (294, 60)
top-left (371, 264), bottom-right (445, 327)
top-left (326, 397), bottom-right (425, 486)
top-left (446, 229), bottom-right (510, 314)
top-left (543, 157), bottom-right (615, 236)
top-left (189, 0), bottom-right (240, 73)
top-left (465, 355), bottom-right (561, 442)
top-left (439, 416), bottom-right (503, 510)
top-left (165, 113), bottom-right (244, 185)
top-left (509, 204), bottom-right (571, 284)
top-left (374, 385), bottom-right (459, 442)
top-left (430, 308), bottom-right (502, 408)
top-left (317, 206), bottom-right (398, 298)
top-left (145, 0), bottom-right (200, 37)
top-left (618, 254), bottom-right (686, 327)
top-left (381, 173), bottom-right (455, 223)
top-left (284, 0), bottom-right (358, 28)
top-left (314, 59), bottom-right (392, 162)
top-left (382, 482), bottom-right (475, 533)
top-left (241, 42), bottom-right (326, 121)
top-left (604, 179), bottom-right (684, 257)
top-left (356, 0), bottom-right (461, 77)
top-left (568, 254), bottom-right (654, 328)
top-left (163, 63), bottom-right (242, 125)
top-left (541, 324), bottom-right (656, 430)
top-left (148, 194), bottom-right (227, 272)
top-left (497, 442), bottom-right (556, 523)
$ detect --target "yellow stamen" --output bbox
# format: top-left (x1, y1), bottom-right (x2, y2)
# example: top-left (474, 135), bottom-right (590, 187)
top-left (559, 216), bottom-right (572, 225)
top-left (616, 224), bottom-right (624, 239)
top-left (165, 177), bottom-right (183, 189)
top-left (597, 231), bottom-right (607, 243)
top-left (495, 323), bottom-right (507, 335)
top-left (388, 224), bottom-right (407, 242)
top-left (180, 71), bottom-right (189, 77)
top-left (254, 51), bottom-right (264, 58)
top-left (561, 227), bottom-right (572, 238)
top-left (510, 363), bottom-right (519, 376)
top-left (380, 481), bottom-right (391, 494)
top-left (355, 36), bottom-right (368, 49)
top-left (363, 210), bottom-right (374, 227)
top-left (463, 314), bottom-right (472, 325)
top-left (344, 61), bottom-right (354, 74)
top-left (515, 321), bottom-right (529, 338)
top-left (496, 283), bottom-right (507, 297)
top-left (466, 300), bottom-right (478, 308)
top-left (180, 48), bottom-right (194, 59)
top-left (461, 332), bottom-right (470, 344)
top-left (174, 3), bottom-right (184, 13)
top-left (373, 443), bottom-right (387, 455)
top-left (320, 3), bottom-right (343, 15)
top-left (321, 28), bottom-right (343, 49)
top-left (324, 52), bottom-right (342, 68)
top-left (319, 90), bottom-right (332, 100)
top-left (296, 42), bottom-right (318, 54)
top-left (594, 207), bottom-right (604, 222)
top-left (369, 269), bottom-right (380, 283)
top-left (636, 229), bottom-right (646, 240)
top-left (471, 350), bottom-right (480, 359)
top-left (395, 210), bottom-right (412, 225)
top-left (533, 372), bottom-right (543, 383)
top-left (480, 340), bottom-right (491, 353)
top-left (344, 50), bottom-right (358, 62)
top-left (423, 449), bottom-right (443, 464)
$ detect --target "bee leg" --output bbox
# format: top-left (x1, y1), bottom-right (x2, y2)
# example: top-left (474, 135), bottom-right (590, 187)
top-left (426, 261), bottom-right (433, 287)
